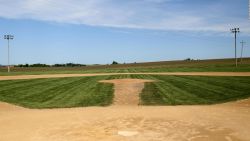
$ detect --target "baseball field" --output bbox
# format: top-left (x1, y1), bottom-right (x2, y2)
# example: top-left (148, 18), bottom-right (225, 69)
top-left (0, 58), bottom-right (250, 141)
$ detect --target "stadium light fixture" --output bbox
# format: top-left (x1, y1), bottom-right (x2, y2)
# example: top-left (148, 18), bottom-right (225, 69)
top-left (230, 28), bottom-right (240, 67)
top-left (4, 35), bottom-right (14, 72)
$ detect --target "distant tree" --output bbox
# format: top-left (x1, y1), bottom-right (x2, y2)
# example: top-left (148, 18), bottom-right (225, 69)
top-left (15, 63), bottom-right (86, 67)
top-left (66, 63), bottom-right (73, 67)
top-left (15, 64), bottom-right (22, 67)
top-left (14, 64), bottom-right (26, 67)
top-left (30, 63), bottom-right (50, 67)
top-left (52, 63), bottom-right (86, 67)
top-left (53, 64), bottom-right (66, 67)
top-left (112, 61), bottom-right (118, 65)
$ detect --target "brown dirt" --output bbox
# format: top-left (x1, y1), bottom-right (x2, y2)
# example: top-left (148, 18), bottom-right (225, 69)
top-left (1, 72), bottom-right (250, 81)
top-left (0, 102), bottom-right (24, 111)
top-left (0, 100), bottom-right (250, 141)
top-left (100, 79), bottom-right (155, 106)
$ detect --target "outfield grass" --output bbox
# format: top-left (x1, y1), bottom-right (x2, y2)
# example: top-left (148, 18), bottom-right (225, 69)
top-left (0, 75), bottom-right (250, 108)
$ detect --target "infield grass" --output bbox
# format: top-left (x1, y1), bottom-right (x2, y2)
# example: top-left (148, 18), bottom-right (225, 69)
top-left (140, 75), bottom-right (250, 105)
top-left (0, 76), bottom-right (113, 108)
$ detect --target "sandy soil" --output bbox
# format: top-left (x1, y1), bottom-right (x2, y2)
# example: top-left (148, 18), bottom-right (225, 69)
top-left (1, 72), bottom-right (250, 81)
top-left (0, 100), bottom-right (250, 141)
top-left (100, 79), bottom-right (155, 106)
top-left (1, 76), bottom-right (250, 141)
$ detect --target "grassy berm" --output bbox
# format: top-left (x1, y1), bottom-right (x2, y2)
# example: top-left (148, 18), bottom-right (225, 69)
top-left (0, 75), bottom-right (250, 108)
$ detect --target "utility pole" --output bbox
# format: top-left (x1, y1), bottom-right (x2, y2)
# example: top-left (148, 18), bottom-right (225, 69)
top-left (230, 28), bottom-right (240, 67)
top-left (4, 35), bottom-right (14, 73)
top-left (240, 40), bottom-right (246, 62)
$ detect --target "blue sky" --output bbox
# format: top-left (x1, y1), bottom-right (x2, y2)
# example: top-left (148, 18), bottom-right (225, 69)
top-left (0, 0), bottom-right (250, 65)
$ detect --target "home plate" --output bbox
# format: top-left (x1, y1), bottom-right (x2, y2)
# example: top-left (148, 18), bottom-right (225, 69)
top-left (118, 131), bottom-right (139, 137)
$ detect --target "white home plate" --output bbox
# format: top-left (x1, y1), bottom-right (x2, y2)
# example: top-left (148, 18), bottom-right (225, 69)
top-left (118, 131), bottom-right (139, 137)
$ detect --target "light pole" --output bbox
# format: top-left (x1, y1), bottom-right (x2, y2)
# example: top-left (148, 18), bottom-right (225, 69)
top-left (240, 40), bottom-right (246, 62)
top-left (4, 35), bottom-right (14, 72)
top-left (230, 28), bottom-right (240, 67)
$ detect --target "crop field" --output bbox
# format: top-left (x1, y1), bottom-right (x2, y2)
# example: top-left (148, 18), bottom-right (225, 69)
top-left (0, 74), bottom-right (250, 108)
top-left (1, 58), bottom-right (250, 76)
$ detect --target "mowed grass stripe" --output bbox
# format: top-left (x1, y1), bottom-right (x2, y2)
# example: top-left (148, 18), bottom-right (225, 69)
top-left (0, 78), bottom-right (62, 92)
top-left (165, 76), bottom-right (238, 102)
top-left (0, 78), bottom-right (66, 101)
top-left (62, 76), bottom-right (113, 107)
top-left (0, 76), bottom-right (113, 108)
top-left (158, 80), bottom-right (206, 104)
top-left (0, 77), bottom-right (78, 107)
top-left (42, 76), bottom-right (113, 108)
top-left (40, 77), bottom-right (95, 102)
top-left (177, 76), bottom-right (250, 102)
top-left (184, 76), bottom-right (250, 91)
top-left (141, 76), bottom-right (207, 105)
top-left (141, 75), bottom-right (250, 105)
top-left (176, 76), bottom-right (250, 102)
top-left (33, 77), bottom-right (93, 106)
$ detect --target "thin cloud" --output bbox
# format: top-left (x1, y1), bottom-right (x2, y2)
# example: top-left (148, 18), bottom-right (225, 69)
top-left (0, 0), bottom-right (249, 34)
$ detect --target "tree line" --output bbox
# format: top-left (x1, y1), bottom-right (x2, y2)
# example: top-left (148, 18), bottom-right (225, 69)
top-left (15, 63), bottom-right (87, 67)
top-left (3, 61), bottom-right (120, 68)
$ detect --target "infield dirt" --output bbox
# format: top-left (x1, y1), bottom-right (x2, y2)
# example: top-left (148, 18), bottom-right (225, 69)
top-left (1, 99), bottom-right (250, 141)
top-left (100, 79), bottom-right (155, 106)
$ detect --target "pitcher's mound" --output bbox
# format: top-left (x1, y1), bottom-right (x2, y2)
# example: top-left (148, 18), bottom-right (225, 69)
top-left (100, 79), bottom-right (155, 106)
